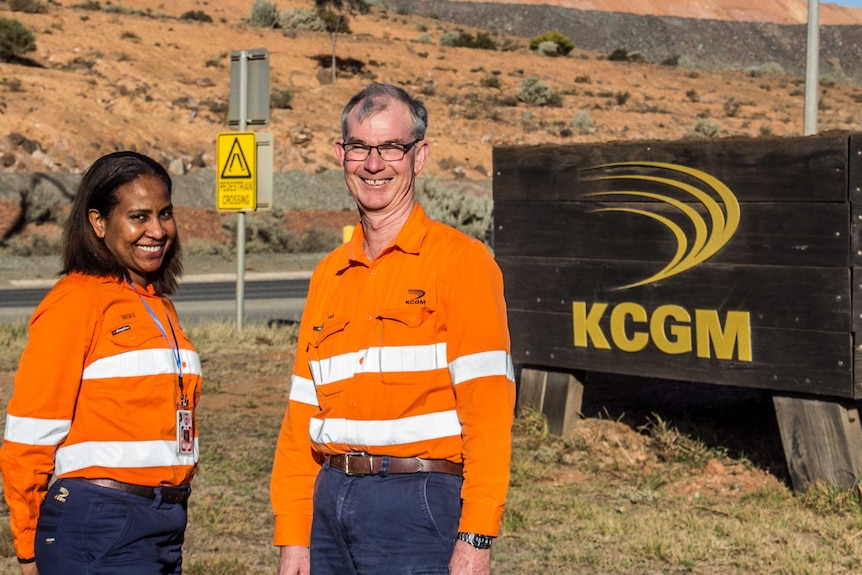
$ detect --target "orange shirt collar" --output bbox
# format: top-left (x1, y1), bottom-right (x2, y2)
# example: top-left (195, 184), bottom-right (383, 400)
top-left (340, 203), bottom-right (430, 269)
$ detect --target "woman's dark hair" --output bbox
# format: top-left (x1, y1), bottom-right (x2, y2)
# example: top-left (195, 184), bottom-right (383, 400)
top-left (61, 151), bottom-right (183, 295)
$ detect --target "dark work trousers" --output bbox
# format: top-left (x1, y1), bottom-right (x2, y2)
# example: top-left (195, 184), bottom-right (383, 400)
top-left (34, 477), bottom-right (188, 575)
top-left (310, 462), bottom-right (463, 575)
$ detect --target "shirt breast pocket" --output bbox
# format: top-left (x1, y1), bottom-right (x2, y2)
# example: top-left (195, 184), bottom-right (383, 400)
top-left (376, 306), bottom-right (442, 385)
top-left (309, 317), bottom-right (351, 397)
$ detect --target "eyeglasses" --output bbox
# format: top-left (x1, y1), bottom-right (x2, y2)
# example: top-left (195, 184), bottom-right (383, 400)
top-left (340, 139), bottom-right (422, 162)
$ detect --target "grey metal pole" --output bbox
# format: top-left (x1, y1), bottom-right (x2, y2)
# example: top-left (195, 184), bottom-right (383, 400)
top-left (236, 51), bottom-right (248, 332)
top-left (804, 0), bottom-right (820, 136)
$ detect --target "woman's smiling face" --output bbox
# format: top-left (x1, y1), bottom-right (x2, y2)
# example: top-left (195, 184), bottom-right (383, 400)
top-left (88, 174), bottom-right (176, 287)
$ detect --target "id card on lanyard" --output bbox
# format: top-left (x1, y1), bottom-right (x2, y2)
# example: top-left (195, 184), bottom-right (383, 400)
top-left (130, 279), bottom-right (194, 456)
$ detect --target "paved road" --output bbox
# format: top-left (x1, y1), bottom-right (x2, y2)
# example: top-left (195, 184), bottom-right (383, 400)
top-left (0, 272), bottom-right (312, 325)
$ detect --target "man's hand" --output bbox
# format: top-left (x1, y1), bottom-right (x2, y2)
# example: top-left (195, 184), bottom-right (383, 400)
top-left (277, 545), bottom-right (310, 575)
top-left (19, 562), bottom-right (39, 575)
top-left (449, 540), bottom-right (491, 575)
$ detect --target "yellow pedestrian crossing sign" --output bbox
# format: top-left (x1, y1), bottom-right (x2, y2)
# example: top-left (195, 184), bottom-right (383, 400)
top-left (217, 132), bottom-right (256, 211)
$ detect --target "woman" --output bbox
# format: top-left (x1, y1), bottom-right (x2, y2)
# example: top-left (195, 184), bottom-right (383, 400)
top-left (0, 151), bottom-right (203, 575)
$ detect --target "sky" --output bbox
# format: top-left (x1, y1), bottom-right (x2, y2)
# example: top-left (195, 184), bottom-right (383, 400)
top-left (826, 0), bottom-right (862, 7)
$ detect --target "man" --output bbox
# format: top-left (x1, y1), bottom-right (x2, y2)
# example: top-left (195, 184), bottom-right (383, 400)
top-left (270, 82), bottom-right (515, 575)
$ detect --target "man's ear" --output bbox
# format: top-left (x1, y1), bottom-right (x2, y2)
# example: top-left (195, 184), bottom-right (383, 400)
top-left (334, 139), bottom-right (346, 166)
top-left (413, 140), bottom-right (429, 175)
top-left (88, 209), bottom-right (106, 239)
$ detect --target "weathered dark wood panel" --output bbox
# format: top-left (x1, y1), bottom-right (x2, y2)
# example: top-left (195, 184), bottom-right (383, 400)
top-left (508, 309), bottom-right (853, 397)
top-left (493, 202), bottom-right (849, 267)
top-left (500, 257), bottom-right (850, 332)
top-left (773, 395), bottom-right (862, 491)
top-left (494, 134), bottom-right (848, 203)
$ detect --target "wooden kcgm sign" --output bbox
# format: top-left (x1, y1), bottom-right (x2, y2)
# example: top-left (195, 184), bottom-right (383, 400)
top-left (493, 133), bottom-right (862, 399)
top-left (216, 131), bottom-right (256, 212)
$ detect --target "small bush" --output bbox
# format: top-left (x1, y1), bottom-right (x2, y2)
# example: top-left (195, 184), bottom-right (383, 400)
top-left (72, 1), bottom-right (101, 9)
top-left (744, 61), bottom-right (786, 77)
top-left (608, 48), bottom-right (630, 62)
top-left (536, 41), bottom-right (558, 57)
top-left (516, 76), bottom-right (562, 107)
top-left (249, 0), bottom-right (278, 28)
top-left (480, 74), bottom-right (501, 89)
top-left (0, 17), bottom-right (36, 62)
top-left (416, 179), bottom-right (492, 244)
top-left (571, 110), bottom-right (594, 134)
top-left (691, 117), bottom-right (720, 139)
top-left (319, 10), bottom-right (352, 35)
top-left (277, 8), bottom-right (325, 31)
top-left (180, 10), bottom-right (213, 23)
top-left (9, 0), bottom-right (47, 14)
top-left (528, 30), bottom-right (574, 56)
top-left (271, 88), bottom-right (293, 109)
top-left (439, 29), bottom-right (496, 50)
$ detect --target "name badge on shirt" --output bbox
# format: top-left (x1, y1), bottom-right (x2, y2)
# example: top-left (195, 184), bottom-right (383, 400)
top-left (177, 409), bottom-right (194, 455)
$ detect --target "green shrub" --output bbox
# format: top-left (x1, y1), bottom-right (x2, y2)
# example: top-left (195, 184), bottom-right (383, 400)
top-left (480, 74), bottom-right (501, 89)
top-left (439, 29), bottom-right (496, 50)
top-left (536, 41), bottom-right (558, 57)
top-left (277, 7), bottom-right (325, 31)
top-left (608, 48), bottom-right (629, 62)
top-left (571, 110), bottom-right (594, 134)
top-left (416, 179), bottom-right (492, 244)
top-left (9, 0), bottom-right (47, 14)
top-left (180, 10), bottom-right (213, 23)
top-left (319, 10), bottom-right (352, 35)
top-left (691, 117), bottom-right (720, 138)
top-left (271, 88), bottom-right (293, 109)
top-left (528, 30), bottom-right (574, 56)
top-left (0, 17), bottom-right (36, 62)
top-left (744, 61), bottom-right (786, 77)
top-left (249, 0), bottom-right (278, 28)
top-left (516, 76), bottom-right (562, 107)
top-left (72, 1), bottom-right (102, 9)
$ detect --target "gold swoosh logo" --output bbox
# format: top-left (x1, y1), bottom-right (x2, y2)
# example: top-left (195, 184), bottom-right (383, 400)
top-left (584, 161), bottom-right (740, 289)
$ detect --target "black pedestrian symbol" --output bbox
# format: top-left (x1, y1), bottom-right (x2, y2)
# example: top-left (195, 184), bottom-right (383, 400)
top-left (221, 138), bottom-right (252, 179)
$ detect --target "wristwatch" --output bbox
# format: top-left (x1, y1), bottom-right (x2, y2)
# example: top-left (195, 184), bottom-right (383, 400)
top-left (457, 531), bottom-right (494, 550)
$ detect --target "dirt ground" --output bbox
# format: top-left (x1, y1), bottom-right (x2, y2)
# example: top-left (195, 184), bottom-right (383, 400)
top-left (2, 0), bottom-right (862, 182)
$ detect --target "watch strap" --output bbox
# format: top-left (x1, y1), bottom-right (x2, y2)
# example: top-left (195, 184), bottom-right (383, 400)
top-left (457, 531), bottom-right (494, 549)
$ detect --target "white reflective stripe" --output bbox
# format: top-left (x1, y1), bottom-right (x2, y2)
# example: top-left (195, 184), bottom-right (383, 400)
top-left (4, 414), bottom-right (71, 446)
top-left (179, 349), bottom-right (203, 376)
top-left (83, 348), bottom-right (202, 380)
top-left (449, 350), bottom-right (515, 386)
top-left (54, 439), bottom-right (199, 475)
top-left (289, 375), bottom-right (319, 407)
top-left (309, 410), bottom-right (461, 447)
top-left (310, 343), bottom-right (448, 386)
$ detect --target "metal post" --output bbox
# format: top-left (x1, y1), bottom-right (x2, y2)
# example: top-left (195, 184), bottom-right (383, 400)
top-left (803, 0), bottom-right (820, 136)
top-left (236, 51), bottom-right (248, 332)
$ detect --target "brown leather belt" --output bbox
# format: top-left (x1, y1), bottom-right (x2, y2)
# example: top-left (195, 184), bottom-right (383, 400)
top-left (72, 478), bottom-right (191, 504)
top-left (328, 453), bottom-right (463, 477)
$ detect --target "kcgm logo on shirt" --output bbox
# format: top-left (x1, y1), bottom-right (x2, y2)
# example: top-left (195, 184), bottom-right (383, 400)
top-left (582, 161), bottom-right (740, 290)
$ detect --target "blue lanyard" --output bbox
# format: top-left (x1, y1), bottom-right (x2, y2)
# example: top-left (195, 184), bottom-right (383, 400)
top-left (128, 278), bottom-right (186, 407)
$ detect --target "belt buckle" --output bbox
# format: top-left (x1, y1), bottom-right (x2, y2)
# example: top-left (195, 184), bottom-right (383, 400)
top-left (343, 452), bottom-right (370, 476)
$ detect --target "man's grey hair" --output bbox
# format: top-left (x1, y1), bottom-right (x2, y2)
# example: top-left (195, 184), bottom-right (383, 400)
top-left (340, 82), bottom-right (428, 141)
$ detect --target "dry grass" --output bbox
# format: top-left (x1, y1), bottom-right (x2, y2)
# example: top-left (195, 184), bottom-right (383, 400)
top-left (1, 320), bottom-right (862, 573)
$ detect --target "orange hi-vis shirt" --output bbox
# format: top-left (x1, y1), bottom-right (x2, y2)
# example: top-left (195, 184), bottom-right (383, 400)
top-left (0, 273), bottom-right (202, 561)
top-left (271, 203), bottom-right (516, 546)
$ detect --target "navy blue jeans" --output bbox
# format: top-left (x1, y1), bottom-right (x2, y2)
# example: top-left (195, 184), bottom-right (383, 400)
top-left (311, 462), bottom-right (463, 574)
top-left (35, 478), bottom-right (188, 575)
